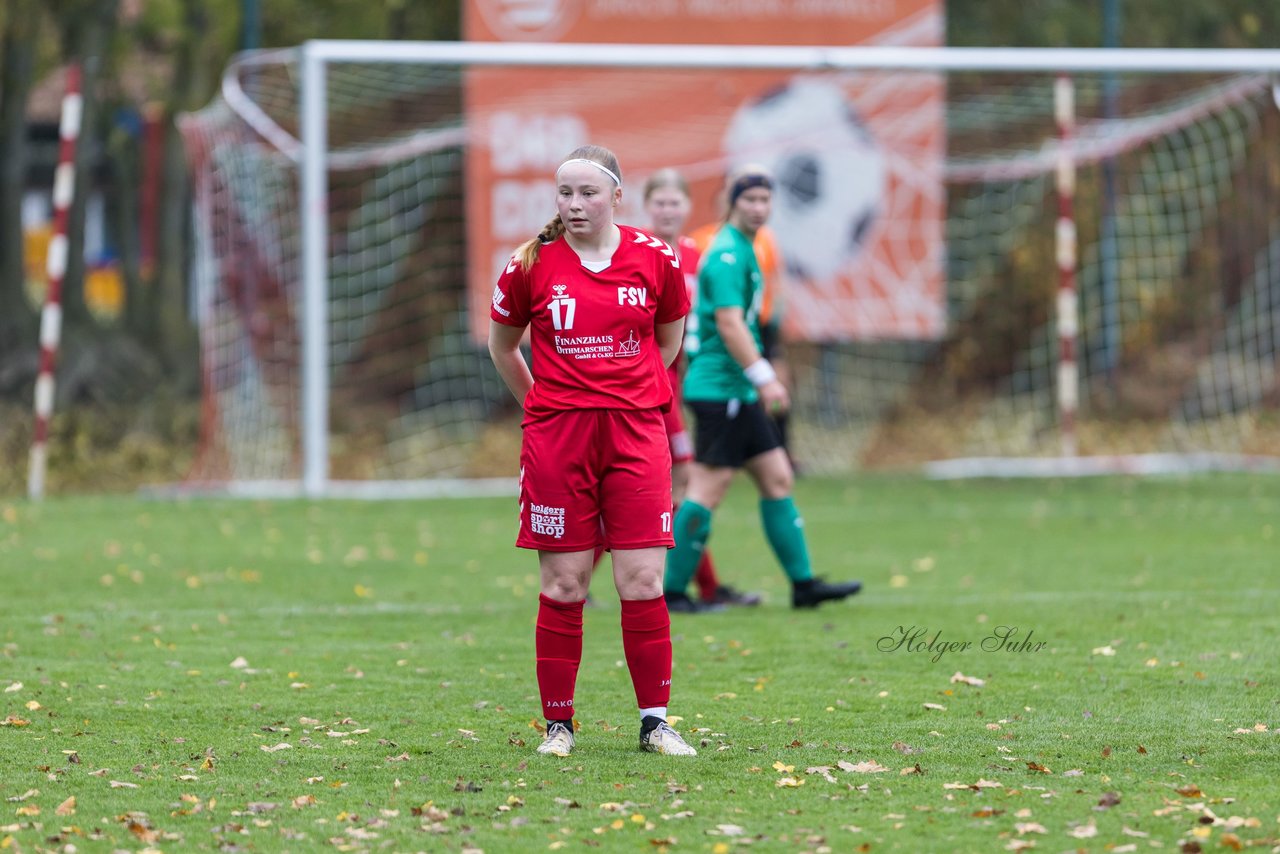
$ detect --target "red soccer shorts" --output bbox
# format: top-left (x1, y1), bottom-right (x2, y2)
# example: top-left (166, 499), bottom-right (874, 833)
top-left (518, 409), bottom-right (675, 552)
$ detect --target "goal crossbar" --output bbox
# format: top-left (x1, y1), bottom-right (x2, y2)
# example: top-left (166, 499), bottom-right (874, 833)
top-left (298, 41), bottom-right (1280, 73)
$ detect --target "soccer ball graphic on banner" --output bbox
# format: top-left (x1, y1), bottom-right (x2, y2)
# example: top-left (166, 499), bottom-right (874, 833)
top-left (723, 77), bottom-right (886, 282)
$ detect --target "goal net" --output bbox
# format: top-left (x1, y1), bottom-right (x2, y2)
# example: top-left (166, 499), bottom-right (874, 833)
top-left (178, 44), bottom-right (1280, 495)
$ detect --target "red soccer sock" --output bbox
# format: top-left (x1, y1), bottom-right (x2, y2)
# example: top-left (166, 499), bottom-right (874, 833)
top-left (536, 594), bottom-right (584, 720)
top-left (620, 596), bottom-right (672, 710)
top-left (694, 550), bottom-right (720, 602)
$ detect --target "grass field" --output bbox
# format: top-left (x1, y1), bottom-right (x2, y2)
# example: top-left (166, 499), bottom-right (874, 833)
top-left (1, 475), bottom-right (1277, 853)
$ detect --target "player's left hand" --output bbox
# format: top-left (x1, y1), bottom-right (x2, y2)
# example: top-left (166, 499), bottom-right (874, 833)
top-left (760, 380), bottom-right (790, 415)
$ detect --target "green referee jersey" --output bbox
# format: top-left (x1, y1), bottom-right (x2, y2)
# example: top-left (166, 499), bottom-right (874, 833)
top-left (683, 222), bottom-right (765, 403)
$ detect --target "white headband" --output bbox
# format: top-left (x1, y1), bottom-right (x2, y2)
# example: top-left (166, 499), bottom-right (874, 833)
top-left (557, 158), bottom-right (621, 188)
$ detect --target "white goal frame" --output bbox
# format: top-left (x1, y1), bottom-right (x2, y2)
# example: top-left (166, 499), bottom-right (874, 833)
top-left (292, 41), bottom-right (1280, 496)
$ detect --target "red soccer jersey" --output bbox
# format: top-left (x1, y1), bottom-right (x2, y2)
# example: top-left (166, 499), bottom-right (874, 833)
top-left (491, 225), bottom-right (691, 419)
top-left (676, 235), bottom-right (701, 301)
top-left (668, 235), bottom-right (702, 390)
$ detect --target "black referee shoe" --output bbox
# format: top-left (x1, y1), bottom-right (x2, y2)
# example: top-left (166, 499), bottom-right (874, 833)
top-left (792, 577), bottom-right (862, 609)
top-left (664, 591), bottom-right (725, 614)
top-left (706, 584), bottom-right (763, 607)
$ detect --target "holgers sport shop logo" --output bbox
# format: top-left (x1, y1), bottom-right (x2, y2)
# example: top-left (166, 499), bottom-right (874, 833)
top-left (475, 0), bottom-right (581, 41)
top-left (529, 503), bottom-right (566, 539)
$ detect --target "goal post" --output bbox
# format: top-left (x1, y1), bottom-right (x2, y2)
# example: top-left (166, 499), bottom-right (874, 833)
top-left (179, 42), bottom-right (1280, 497)
top-left (300, 45), bottom-right (328, 498)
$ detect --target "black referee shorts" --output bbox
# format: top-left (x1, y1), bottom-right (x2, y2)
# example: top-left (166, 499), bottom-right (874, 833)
top-left (687, 399), bottom-right (784, 469)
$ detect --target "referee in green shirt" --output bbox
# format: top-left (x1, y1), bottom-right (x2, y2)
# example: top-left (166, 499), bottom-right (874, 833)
top-left (664, 165), bottom-right (862, 610)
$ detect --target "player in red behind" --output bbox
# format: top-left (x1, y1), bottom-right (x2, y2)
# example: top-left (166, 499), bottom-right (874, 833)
top-left (641, 169), bottom-right (762, 612)
top-left (488, 145), bottom-right (697, 758)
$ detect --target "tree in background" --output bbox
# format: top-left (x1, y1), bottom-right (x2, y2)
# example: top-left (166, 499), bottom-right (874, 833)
top-left (0, 0), bottom-right (47, 367)
top-left (948, 0), bottom-right (1280, 48)
top-left (0, 0), bottom-right (459, 401)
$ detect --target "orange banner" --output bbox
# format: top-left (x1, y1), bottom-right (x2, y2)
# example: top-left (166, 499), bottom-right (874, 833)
top-left (464, 0), bottom-right (944, 342)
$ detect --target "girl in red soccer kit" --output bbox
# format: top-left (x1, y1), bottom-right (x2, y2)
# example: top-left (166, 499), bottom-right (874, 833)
top-left (488, 145), bottom-right (698, 757)
top-left (641, 170), bottom-right (762, 612)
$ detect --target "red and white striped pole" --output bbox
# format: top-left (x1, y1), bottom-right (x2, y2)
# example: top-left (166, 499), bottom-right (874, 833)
top-left (28, 64), bottom-right (82, 500)
top-left (1054, 74), bottom-right (1079, 458)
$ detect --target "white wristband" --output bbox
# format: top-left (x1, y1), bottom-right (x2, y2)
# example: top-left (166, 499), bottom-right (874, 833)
top-left (744, 358), bottom-right (777, 387)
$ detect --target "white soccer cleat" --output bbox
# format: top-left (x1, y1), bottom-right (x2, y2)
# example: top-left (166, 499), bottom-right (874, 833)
top-left (536, 720), bottom-right (575, 757)
top-left (640, 720), bottom-right (697, 756)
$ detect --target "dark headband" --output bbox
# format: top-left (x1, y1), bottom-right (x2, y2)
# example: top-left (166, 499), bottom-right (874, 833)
top-left (728, 173), bottom-right (773, 207)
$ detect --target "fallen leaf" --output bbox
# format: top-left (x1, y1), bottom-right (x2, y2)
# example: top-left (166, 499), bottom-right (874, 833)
top-left (892, 741), bottom-right (921, 755)
top-left (109, 780), bottom-right (140, 789)
top-left (0, 716), bottom-right (29, 727)
top-left (1025, 761), bottom-right (1050, 773)
top-left (1067, 822), bottom-right (1098, 839)
top-left (292, 795), bottom-right (317, 808)
top-left (806, 766), bottom-right (837, 783)
top-left (1092, 645), bottom-right (1117, 656)
top-left (950, 672), bottom-right (985, 687)
top-left (1015, 822), bottom-right (1046, 835)
top-left (54, 796), bottom-right (75, 816)
top-left (943, 778), bottom-right (1003, 791)
top-left (5, 790), bottom-right (38, 803)
top-left (1097, 791), bottom-right (1121, 809)
top-left (839, 760), bottom-right (889, 774)
top-left (260, 743), bottom-right (292, 753)
top-left (922, 703), bottom-right (947, 711)
top-left (775, 776), bottom-right (805, 788)
top-left (3, 682), bottom-right (21, 693)
top-left (1175, 784), bottom-right (1204, 798)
